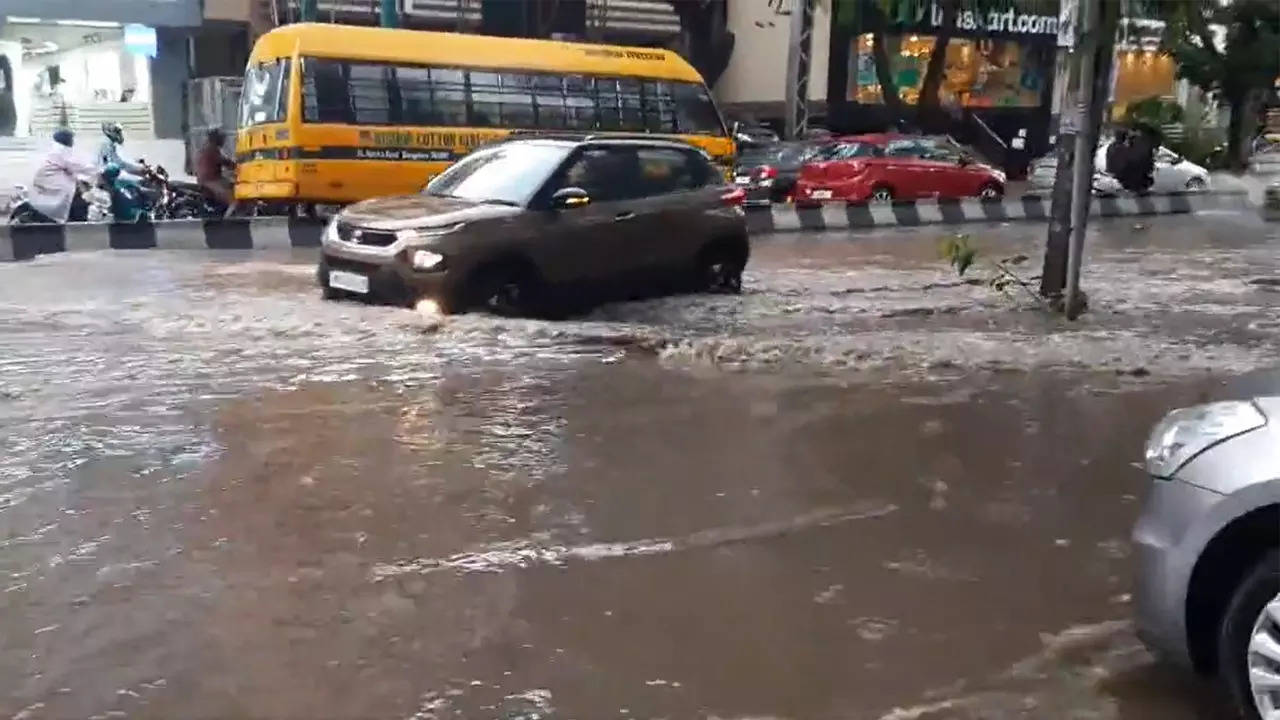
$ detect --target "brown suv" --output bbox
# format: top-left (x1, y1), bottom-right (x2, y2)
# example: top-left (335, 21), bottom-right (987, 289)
top-left (317, 136), bottom-right (750, 315)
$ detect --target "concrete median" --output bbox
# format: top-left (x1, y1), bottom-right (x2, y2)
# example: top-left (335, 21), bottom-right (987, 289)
top-left (0, 217), bottom-right (326, 262)
top-left (745, 191), bottom-right (1251, 234)
top-left (0, 190), bottom-right (1252, 262)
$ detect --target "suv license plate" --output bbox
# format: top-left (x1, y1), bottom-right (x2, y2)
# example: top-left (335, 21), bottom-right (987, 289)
top-left (329, 269), bottom-right (369, 294)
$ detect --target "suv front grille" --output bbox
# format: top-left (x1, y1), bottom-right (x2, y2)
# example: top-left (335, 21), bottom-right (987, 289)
top-left (337, 222), bottom-right (398, 247)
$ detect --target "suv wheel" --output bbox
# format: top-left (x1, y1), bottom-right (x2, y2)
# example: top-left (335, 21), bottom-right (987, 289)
top-left (464, 263), bottom-right (540, 316)
top-left (697, 241), bottom-right (746, 294)
top-left (1220, 550), bottom-right (1280, 720)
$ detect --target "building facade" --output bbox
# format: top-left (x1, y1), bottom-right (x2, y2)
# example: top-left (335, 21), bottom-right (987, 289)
top-left (822, 1), bottom-right (1190, 161)
top-left (0, 0), bottom-right (211, 139)
top-left (713, 0), bottom-right (831, 127)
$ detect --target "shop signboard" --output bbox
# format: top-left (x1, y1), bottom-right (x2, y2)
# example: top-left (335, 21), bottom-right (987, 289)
top-left (928, 1), bottom-right (1060, 36)
top-left (0, 0), bottom-right (200, 27)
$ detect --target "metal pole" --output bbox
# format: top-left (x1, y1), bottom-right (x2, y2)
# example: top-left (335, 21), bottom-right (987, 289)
top-left (301, 0), bottom-right (319, 22)
top-left (380, 0), bottom-right (400, 27)
top-left (1064, 0), bottom-right (1098, 319)
top-left (784, 0), bottom-right (813, 140)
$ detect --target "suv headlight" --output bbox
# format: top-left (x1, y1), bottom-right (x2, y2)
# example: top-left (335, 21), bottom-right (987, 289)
top-left (410, 249), bottom-right (445, 271)
top-left (324, 216), bottom-right (340, 243)
top-left (1144, 401), bottom-right (1266, 478)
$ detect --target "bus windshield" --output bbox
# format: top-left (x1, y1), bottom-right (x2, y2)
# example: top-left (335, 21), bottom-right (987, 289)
top-left (240, 59), bottom-right (290, 127)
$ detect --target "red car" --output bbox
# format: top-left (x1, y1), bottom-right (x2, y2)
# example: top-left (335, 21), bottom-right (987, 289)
top-left (794, 136), bottom-right (1006, 205)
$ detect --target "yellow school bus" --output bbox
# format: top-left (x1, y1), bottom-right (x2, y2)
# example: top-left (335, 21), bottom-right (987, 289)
top-left (235, 23), bottom-right (734, 206)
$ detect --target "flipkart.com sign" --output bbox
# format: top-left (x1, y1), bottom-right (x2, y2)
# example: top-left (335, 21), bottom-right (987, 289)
top-left (930, 2), bottom-right (1059, 35)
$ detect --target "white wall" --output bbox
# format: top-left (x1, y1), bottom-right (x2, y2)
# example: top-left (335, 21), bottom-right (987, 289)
top-left (714, 1), bottom-right (830, 106)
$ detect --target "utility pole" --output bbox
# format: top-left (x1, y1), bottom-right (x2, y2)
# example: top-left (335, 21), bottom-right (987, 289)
top-left (784, 0), bottom-right (814, 140)
top-left (1039, 0), bottom-right (1118, 317)
top-left (301, 0), bottom-right (319, 22)
top-left (380, 0), bottom-right (400, 27)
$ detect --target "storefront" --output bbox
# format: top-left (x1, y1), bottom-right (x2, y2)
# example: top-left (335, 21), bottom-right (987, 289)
top-left (0, 0), bottom-right (200, 139)
top-left (827, 1), bottom-right (1062, 162)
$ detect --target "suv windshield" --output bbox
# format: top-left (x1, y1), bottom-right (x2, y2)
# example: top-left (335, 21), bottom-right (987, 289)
top-left (425, 143), bottom-right (572, 206)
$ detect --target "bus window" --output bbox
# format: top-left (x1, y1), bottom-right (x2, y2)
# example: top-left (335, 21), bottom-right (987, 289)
top-left (467, 71), bottom-right (536, 128)
top-left (348, 63), bottom-right (393, 125)
top-left (563, 75), bottom-right (595, 131)
top-left (642, 81), bottom-right (677, 133)
top-left (395, 65), bottom-right (433, 124)
top-left (619, 78), bottom-right (643, 130)
top-left (532, 75), bottom-right (568, 129)
top-left (303, 58), bottom-right (353, 124)
top-left (240, 58), bottom-right (290, 127)
top-left (431, 68), bottom-right (468, 125)
top-left (673, 83), bottom-right (722, 135)
top-left (595, 78), bottom-right (622, 131)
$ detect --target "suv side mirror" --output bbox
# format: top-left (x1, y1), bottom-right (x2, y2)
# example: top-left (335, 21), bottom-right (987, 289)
top-left (551, 187), bottom-right (590, 210)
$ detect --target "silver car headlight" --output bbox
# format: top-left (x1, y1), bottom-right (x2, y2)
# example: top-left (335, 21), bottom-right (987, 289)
top-left (1143, 401), bottom-right (1266, 478)
top-left (324, 216), bottom-right (340, 243)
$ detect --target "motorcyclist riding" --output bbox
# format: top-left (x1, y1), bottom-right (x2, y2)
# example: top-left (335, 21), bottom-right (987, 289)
top-left (27, 128), bottom-right (99, 223)
top-left (196, 127), bottom-right (236, 211)
top-left (97, 122), bottom-right (146, 177)
top-left (101, 163), bottom-right (149, 223)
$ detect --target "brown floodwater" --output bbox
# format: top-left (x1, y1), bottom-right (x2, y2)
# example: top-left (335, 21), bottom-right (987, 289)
top-left (1, 213), bottom-right (1275, 719)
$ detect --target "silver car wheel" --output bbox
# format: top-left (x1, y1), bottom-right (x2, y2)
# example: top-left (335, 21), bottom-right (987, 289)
top-left (1248, 595), bottom-right (1280, 719)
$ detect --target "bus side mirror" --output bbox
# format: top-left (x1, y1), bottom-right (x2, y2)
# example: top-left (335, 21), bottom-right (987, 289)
top-left (551, 187), bottom-right (590, 209)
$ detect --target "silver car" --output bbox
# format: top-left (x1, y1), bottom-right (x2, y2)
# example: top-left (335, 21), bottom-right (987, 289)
top-left (1134, 398), bottom-right (1280, 720)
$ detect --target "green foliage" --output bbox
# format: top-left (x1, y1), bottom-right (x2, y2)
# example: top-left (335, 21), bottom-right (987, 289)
top-left (939, 233), bottom-right (977, 276)
top-left (1156, 0), bottom-right (1280, 102)
top-left (938, 233), bottom-right (1046, 307)
top-left (1167, 126), bottom-right (1228, 169)
top-left (1124, 96), bottom-right (1185, 127)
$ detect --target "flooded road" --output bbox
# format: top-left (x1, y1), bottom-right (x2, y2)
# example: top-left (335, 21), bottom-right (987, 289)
top-left (1, 213), bottom-right (1277, 719)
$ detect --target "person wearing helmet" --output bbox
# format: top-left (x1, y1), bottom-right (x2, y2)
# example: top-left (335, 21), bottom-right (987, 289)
top-left (196, 127), bottom-right (236, 210)
top-left (101, 162), bottom-right (148, 223)
top-left (27, 128), bottom-right (99, 223)
top-left (97, 122), bottom-right (145, 176)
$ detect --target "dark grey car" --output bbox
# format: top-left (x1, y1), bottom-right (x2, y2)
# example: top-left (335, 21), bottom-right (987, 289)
top-left (318, 137), bottom-right (749, 315)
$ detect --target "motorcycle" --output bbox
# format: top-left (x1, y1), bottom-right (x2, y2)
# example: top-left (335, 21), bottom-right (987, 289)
top-left (140, 165), bottom-right (226, 220)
